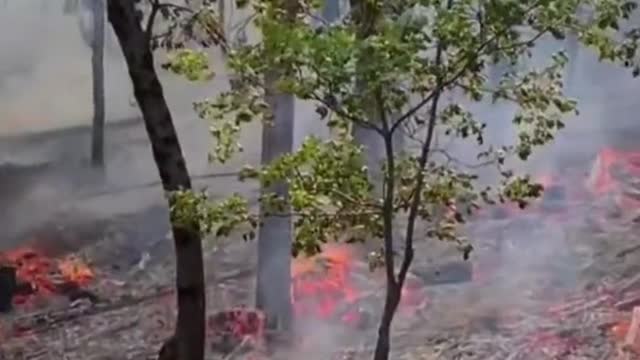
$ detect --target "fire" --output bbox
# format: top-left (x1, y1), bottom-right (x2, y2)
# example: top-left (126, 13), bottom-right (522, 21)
top-left (587, 147), bottom-right (640, 209)
top-left (58, 256), bottom-right (94, 286)
top-left (291, 244), bottom-right (426, 328)
top-left (479, 147), bottom-right (640, 220)
top-left (291, 244), bottom-right (360, 322)
top-left (0, 246), bottom-right (94, 306)
top-left (611, 320), bottom-right (630, 342)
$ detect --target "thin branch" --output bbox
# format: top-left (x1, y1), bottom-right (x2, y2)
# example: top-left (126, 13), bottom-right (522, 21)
top-left (145, 0), bottom-right (160, 43)
top-left (431, 148), bottom-right (498, 169)
top-left (377, 89), bottom-right (397, 288)
top-left (158, 2), bottom-right (192, 13)
top-left (146, 1), bottom-right (195, 43)
top-left (397, 0), bottom-right (453, 287)
top-left (389, 1), bottom-right (549, 135)
top-left (309, 91), bottom-right (385, 136)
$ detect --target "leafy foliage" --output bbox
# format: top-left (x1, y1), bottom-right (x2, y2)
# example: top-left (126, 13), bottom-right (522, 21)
top-left (143, 0), bottom-right (640, 357)
top-left (159, 0), bottom-right (640, 258)
top-left (162, 48), bottom-right (215, 80)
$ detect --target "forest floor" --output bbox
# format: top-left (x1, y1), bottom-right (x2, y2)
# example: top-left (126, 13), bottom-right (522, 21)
top-left (2, 186), bottom-right (640, 360)
top-left (3, 76), bottom-right (640, 358)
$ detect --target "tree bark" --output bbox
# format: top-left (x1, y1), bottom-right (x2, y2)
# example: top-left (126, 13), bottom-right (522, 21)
top-left (373, 284), bottom-right (401, 360)
top-left (106, 1), bottom-right (206, 360)
top-left (91, 0), bottom-right (106, 167)
top-left (255, 70), bottom-right (294, 331)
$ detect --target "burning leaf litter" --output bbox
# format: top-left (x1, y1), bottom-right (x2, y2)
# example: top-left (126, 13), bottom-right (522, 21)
top-left (0, 246), bottom-right (95, 309)
top-left (4, 147), bottom-right (640, 359)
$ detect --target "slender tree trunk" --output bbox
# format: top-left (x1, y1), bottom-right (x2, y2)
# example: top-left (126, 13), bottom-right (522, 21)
top-left (91, 0), bottom-right (106, 167)
top-left (254, 0), bottom-right (298, 334)
top-left (322, 0), bottom-right (340, 23)
top-left (565, 33), bottom-right (579, 94)
top-left (348, 0), bottom-right (403, 194)
top-left (255, 70), bottom-right (294, 331)
top-left (107, 2), bottom-right (206, 360)
top-left (373, 284), bottom-right (402, 360)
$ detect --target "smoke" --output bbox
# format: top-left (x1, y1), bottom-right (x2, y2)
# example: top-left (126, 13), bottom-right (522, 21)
top-left (1, 1), bottom-right (639, 355)
top-left (0, 0), bottom-right (261, 251)
top-left (0, 1), bottom-right (135, 136)
top-left (407, 30), bottom-right (640, 341)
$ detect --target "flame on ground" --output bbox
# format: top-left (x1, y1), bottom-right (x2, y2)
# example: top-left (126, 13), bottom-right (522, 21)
top-left (291, 244), bottom-right (425, 328)
top-left (0, 246), bottom-right (94, 305)
top-left (291, 244), bottom-right (360, 323)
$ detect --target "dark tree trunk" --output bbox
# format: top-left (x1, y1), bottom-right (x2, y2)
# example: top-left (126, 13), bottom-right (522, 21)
top-left (373, 284), bottom-right (401, 360)
top-left (106, 2), bottom-right (206, 360)
top-left (0, 266), bottom-right (16, 313)
top-left (255, 71), bottom-right (294, 331)
top-left (91, 0), bottom-right (106, 167)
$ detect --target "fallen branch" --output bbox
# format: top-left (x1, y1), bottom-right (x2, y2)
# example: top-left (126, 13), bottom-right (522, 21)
top-left (8, 287), bottom-right (173, 337)
top-left (616, 244), bottom-right (640, 258)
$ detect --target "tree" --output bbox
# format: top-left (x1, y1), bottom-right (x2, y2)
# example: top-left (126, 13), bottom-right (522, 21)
top-left (75, 0), bottom-right (106, 166)
top-left (199, 0), bottom-right (640, 359)
top-left (322, 0), bottom-right (341, 23)
top-left (105, 1), bottom-right (225, 359)
top-left (140, 0), bottom-right (640, 359)
top-left (91, 0), bottom-right (106, 167)
top-left (256, 47), bottom-right (295, 330)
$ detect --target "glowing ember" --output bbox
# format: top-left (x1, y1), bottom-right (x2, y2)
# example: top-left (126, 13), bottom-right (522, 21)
top-left (208, 307), bottom-right (265, 353)
top-left (611, 320), bottom-right (630, 342)
top-left (291, 244), bottom-right (360, 322)
top-left (291, 244), bottom-right (425, 327)
top-left (0, 246), bottom-right (94, 305)
top-left (58, 256), bottom-right (94, 286)
top-left (587, 147), bottom-right (640, 209)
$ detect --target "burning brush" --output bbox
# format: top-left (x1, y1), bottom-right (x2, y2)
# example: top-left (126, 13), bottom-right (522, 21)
top-left (587, 147), bottom-right (640, 210)
top-left (0, 246), bottom-right (95, 312)
top-left (290, 244), bottom-right (429, 330)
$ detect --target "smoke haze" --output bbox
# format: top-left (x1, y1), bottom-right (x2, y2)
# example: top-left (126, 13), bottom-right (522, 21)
top-left (1, 1), bottom-right (639, 357)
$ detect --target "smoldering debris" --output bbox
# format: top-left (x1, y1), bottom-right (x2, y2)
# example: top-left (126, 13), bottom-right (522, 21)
top-left (4, 149), bottom-right (640, 360)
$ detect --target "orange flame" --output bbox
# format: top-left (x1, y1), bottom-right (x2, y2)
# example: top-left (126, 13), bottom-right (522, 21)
top-left (58, 256), bottom-right (94, 286)
top-left (291, 244), bottom-right (360, 321)
top-left (291, 244), bottom-right (425, 326)
top-left (0, 246), bottom-right (94, 305)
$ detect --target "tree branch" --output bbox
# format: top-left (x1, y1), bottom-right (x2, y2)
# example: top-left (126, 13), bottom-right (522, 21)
top-left (145, 0), bottom-right (160, 43)
top-left (377, 89), bottom-right (397, 288)
top-left (389, 0), bottom-right (549, 135)
top-left (397, 0), bottom-right (453, 287)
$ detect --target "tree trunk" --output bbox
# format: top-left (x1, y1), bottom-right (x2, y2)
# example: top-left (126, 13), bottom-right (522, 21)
top-left (106, 2), bottom-right (206, 360)
top-left (91, 0), bottom-right (106, 167)
top-left (373, 284), bottom-right (401, 360)
top-left (322, 0), bottom-right (340, 23)
top-left (348, 0), bottom-right (403, 194)
top-left (255, 70), bottom-right (294, 331)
